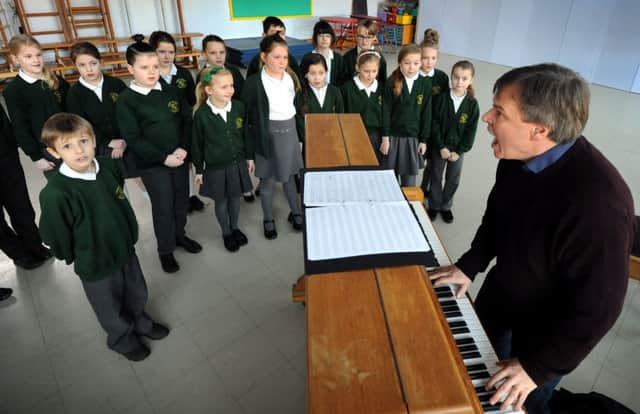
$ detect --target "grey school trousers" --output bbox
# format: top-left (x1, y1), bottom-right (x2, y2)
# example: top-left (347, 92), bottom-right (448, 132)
top-left (428, 153), bottom-right (465, 211)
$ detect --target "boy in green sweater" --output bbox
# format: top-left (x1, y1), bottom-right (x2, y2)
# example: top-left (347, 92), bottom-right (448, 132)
top-left (39, 113), bottom-right (169, 361)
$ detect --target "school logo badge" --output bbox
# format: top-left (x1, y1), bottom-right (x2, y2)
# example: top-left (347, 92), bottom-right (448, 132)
top-left (460, 113), bottom-right (469, 124)
top-left (167, 100), bottom-right (180, 113)
top-left (110, 92), bottom-right (119, 103)
top-left (417, 94), bottom-right (424, 105)
top-left (54, 90), bottom-right (63, 103)
top-left (378, 95), bottom-right (382, 106)
top-left (115, 185), bottom-right (126, 200)
top-left (176, 78), bottom-right (187, 89)
top-left (236, 117), bottom-right (243, 129)
top-left (432, 85), bottom-right (441, 95)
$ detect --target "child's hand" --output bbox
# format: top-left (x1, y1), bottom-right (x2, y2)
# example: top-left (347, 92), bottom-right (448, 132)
top-left (111, 147), bottom-right (125, 159)
top-left (108, 139), bottom-right (126, 150)
top-left (195, 174), bottom-right (203, 185)
top-left (35, 158), bottom-right (55, 171)
top-left (440, 148), bottom-right (451, 159)
top-left (247, 160), bottom-right (255, 175)
top-left (380, 136), bottom-right (390, 155)
top-left (173, 148), bottom-right (187, 160)
top-left (418, 143), bottom-right (427, 155)
top-left (164, 154), bottom-right (184, 167)
top-left (449, 152), bottom-right (460, 162)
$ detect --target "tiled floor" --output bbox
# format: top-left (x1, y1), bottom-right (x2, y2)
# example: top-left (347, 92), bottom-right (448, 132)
top-left (1, 52), bottom-right (638, 414)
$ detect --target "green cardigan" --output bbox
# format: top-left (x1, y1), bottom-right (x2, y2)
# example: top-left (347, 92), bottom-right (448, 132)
top-left (3, 75), bottom-right (69, 161)
top-left (66, 74), bottom-right (127, 149)
top-left (241, 73), bottom-right (304, 159)
top-left (340, 78), bottom-right (382, 133)
top-left (428, 68), bottom-right (450, 99)
top-left (0, 105), bottom-right (17, 158)
top-left (382, 75), bottom-right (432, 142)
top-left (116, 84), bottom-right (192, 169)
top-left (432, 92), bottom-right (479, 153)
top-left (342, 48), bottom-right (387, 86)
top-left (160, 65), bottom-right (196, 107)
top-left (39, 156), bottom-right (138, 281)
top-left (191, 100), bottom-right (247, 172)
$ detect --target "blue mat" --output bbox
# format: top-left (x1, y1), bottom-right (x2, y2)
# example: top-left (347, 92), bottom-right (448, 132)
top-left (225, 37), bottom-right (313, 67)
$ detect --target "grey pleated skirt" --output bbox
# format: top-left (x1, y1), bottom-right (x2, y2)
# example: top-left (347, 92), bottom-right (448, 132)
top-left (255, 118), bottom-right (303, 183)
top-left (383, 135), bottom-right (424, 176)
top-left (199, 162), bottom-right (252, 201)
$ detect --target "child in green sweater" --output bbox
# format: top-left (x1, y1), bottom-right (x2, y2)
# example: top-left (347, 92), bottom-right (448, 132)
top-left (39, 113), bottom-right (169, 361)
top-left (116, 39), bottom-right (202, 273)
top-left (192, 67), bottom-right (252, 252)
top-left (301, 21), bottom-right (346, 86)
top-left (342, 19), bottom-right (387, 86)
top-left (3, 34), bottom-right (69, 175)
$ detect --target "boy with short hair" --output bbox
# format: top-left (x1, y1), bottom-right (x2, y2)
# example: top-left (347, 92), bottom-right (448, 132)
top-left (246, 16), bottom-right (302, 80)
top-left (38, 112), bottom-right (169, 361)
top-left (342, 19), bottom-right (387, 85)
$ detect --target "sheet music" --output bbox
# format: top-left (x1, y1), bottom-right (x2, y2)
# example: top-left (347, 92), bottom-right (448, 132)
top-left (304, 169), bottom-right (405, 206)
top-left (306, 203), bottom-right (431, 260)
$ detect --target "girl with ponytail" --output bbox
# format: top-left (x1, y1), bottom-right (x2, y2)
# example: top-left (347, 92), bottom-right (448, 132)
top-left (4, 34), bottom-right (69, 174)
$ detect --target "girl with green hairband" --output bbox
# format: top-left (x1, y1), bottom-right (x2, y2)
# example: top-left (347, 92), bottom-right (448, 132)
top-left (191, 67), bottom-right (253, 252)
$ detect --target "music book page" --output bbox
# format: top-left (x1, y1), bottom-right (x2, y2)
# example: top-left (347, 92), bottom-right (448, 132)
top-left (303, 169), bottom-right (431, 261)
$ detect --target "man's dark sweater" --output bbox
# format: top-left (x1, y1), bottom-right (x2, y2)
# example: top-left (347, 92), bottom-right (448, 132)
top-left (456, 137), bottom-right (635, 386)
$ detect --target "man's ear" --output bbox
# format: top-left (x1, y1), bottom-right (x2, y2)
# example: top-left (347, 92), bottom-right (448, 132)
top-left (46, 147), bottom-right (61, 159)
top-left (531, 124), bottom-right (550, 141)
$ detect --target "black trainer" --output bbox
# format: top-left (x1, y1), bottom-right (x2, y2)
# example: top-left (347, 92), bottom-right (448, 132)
top-left (223, 234), bottom-right (240, 252)
top-left (121, 342), bottom-right (151, 362)
top-left (13, 255), bottom-right (46, 270)
top-left (142, 323), bottom-right (170, 340)
top-left (188, 195), bottom-right (205, 213)
top-left (159, 253), bottom-right (179, 273)
top-left (441, 210), bottom-right (454, 223)
top-left (243, 193), bottom-right (255, 202)
top-left (232, 229), bottom-right (248, 246)
top-left (428, 209), bottom-right (439, 220)
top-left (176, 236), bottom-right (202, 253)
top-left (263, 220), bottom-right (277, 240)
top-left (0, 288), bottom-right (13, 301)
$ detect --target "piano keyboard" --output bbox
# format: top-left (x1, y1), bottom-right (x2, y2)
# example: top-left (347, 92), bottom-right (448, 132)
top-left (410, 201), bottom-right (524, 414)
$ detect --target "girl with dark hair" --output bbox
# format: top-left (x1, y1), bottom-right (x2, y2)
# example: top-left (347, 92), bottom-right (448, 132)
top-left (301, 21), bottom-right (346, 86)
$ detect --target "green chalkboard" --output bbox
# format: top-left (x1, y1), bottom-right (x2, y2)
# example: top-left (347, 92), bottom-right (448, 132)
top-left (229, 0), bottom-right (312, 20)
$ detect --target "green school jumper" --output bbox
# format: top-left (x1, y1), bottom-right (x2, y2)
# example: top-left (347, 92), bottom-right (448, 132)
top-left (432, 93), bottom-right (479, 153)
top-left (196, 64), bottom-right (245, 101)
top-left (66, 74), bottom-right (127, 150)
top-left (298, 84), bottom-right (344, 114)
top-left (382, 75), bottom-right (432, 142)
top-left (340, 78), bottom-right (383, 134)
top-left (191, 100), bottom-right (247, 173)
top-left (115, 84), bottom-right (192, 170)
top-left (342, 48), bottom-right (387, 87)
top-left (159, 65), bottom-right (196, 107)
top-left (38, 157), bottom-right (138, 281)
top-left (3, 75), bottom-right (69, 161)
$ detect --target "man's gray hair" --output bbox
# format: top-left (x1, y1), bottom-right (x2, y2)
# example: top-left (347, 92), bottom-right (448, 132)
top-left (494, 63), bottom-right (590, 144)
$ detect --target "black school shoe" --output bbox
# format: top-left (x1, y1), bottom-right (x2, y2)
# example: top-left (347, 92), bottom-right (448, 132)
top-left (243, 193), bottom-right (255, 202)
top-left (141, 323), bottom-right (170, 340)
top-left (13, 255), bottom-right (47, 270)
top-left (0, 288), bottom-right (13, 301)
top-left (428, 209), bottom-right (439, 220)
top-left (176, 236), bottom-right (202, 253)
top-left (441, 210), bottom-right (454, 223)
top-left (263, 220), bottom-right (277, 240)
top-left (232, 229), bottom-right (248, 246)
top-left (223, 234), bottom-right (240, 252)
top-left (188, 195), bottom-right (205, 213)
top-left (121, 342), bottom-right (151, 362)
top-left (288, 212), bottom-right (303, 231)
top-left (159, 253), bottom-right (179, 273)
top-left (32, 246), bottom-right (53, 261)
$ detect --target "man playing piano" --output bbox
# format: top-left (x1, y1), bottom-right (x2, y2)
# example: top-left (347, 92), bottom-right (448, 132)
top-left (431, 63), bottom-right (635, 414)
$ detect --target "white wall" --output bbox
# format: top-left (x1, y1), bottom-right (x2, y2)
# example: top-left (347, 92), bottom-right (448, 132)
top-left (4, 0), bottom-right (381, 42)
top-left (417, 0), bottom-right (640, 93)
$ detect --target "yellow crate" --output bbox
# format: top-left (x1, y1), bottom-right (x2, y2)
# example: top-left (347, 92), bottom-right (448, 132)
top-left (396, 14), bottom-right (413, 25)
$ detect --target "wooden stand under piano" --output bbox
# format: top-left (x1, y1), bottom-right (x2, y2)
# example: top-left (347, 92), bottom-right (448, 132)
top-left (296, 114), bottom-right (523, 414)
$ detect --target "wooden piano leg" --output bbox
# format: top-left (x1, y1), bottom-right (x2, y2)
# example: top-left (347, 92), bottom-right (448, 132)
top-left (292, 275), bottom-right (307, 303)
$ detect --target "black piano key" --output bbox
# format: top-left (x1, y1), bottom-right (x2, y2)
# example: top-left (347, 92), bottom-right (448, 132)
top-left (435, 286), bottom-right (450, 293)
top-left (456, 337), bottom-right (475, 346)
top-left (474, 386), bottom-right (487, 394)
top-left (482, 403), bottom-right (501, 412)
top-left (466, 363), bottom-right (487, 373)
top-left (458, 344), bottom-right (478, 353)
top-left (470, 371), bottom-right (491, 380)
top-left (442, 305), bottom-right (460, 313)
top-left (436, 290), bottom-right (454, 299)
top-left (439, 300), bottom-right (457, 307)
top-left (478, 393), bottom-right (493, 402)
top-left (451, 327), bottom-right (470, 335)
top-left (448, 320), bottom-right (467, 329)
top-left (444, 310), bottom-right (462, 318)
top-left (461, 351), bottom-right (482, 360)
